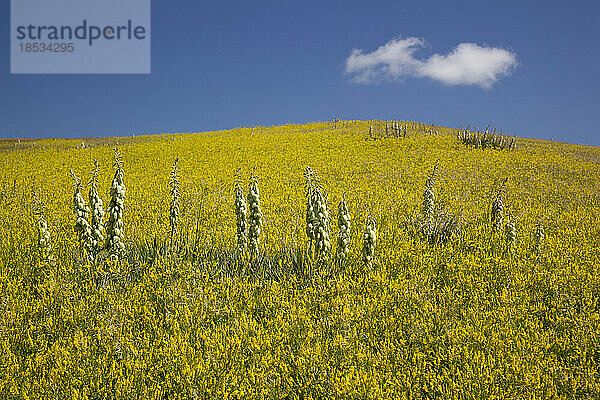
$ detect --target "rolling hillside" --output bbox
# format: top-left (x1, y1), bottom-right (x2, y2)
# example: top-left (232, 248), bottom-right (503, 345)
top-left (1, 120), bottom-right (599, 398)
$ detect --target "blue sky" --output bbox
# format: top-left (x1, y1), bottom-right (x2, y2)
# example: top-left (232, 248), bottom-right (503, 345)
top-left (2, 0), bottom-right (599, 145)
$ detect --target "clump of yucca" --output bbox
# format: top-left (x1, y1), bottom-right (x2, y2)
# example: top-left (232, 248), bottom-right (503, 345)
top-left (105, 149), bottom-right (126, 260)
top-left (428, 207), bottom-right (461, 246)
top-left (505, 214), bottom-right (516, 253)
top-left (362, 216), bottom-right (376, 267)
top-left (169, 158), bottom-right (180, 245)
top-left (88, 160), bottom-right (105, 257)
top-left (234, 169), bottom-right (248, 254)
top-left (70, 169), bottom-right (92, 251)
top-left (247, 170), bottom-right (262, 258)
top-left (420, 164), bottom-right (438, 236)
top-left (336, 195), bottom-right (351, 260)
top-left (33, 194), bottom-right (52, 262)
top-left (415, 164), bottom-right (460, 245)
top-left (534, 223), bottom-right (545, 254)
top-left (304, 167), bottom-right (331, 261)
top-left (457, 125), bottom-right (517, 150)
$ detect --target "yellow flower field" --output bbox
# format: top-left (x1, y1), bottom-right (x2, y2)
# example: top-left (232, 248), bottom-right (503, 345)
top-left (0, 120), bottom-right (599, 398)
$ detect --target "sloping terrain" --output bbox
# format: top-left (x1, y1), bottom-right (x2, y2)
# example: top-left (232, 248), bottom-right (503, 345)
top-left (1, 120), bottom-right (599, 398)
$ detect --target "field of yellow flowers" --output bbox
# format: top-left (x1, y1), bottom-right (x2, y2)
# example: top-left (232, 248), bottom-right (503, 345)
top-left (1, 120), bottom-right (599, 398)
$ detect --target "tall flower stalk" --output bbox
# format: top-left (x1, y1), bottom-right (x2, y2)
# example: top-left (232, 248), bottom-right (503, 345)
top-left (305, 167), bottom-right (331, 261)
top-left (105, 149), bottom-right (126, 260)
top-left (88, 160), bottom-right (105, 259)
top-left (33, 193), bottom-right (52, 262)
top-left (247, 169), bottom-right (262, 258)
top-left (234, 169), bottom-right (248, 255)
top-left (70, 169), bottom-right (92, 252)
top-left (534, 223), bottom-right (545, 254)
top-left (421, 164), bottom-right (438, 237)
top-left (491, 196), bottom-right (504, 231)
top-left (505, 214), bottom-right (516, 254)
top-left (305, 168), bottom-right (317, 256)
top-left (362, 216), bottom-right (376, 267)
top-left (490, 179), bottom-right (507, 231)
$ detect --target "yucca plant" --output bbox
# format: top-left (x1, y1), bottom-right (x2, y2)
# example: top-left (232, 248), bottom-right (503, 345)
top-left (491, 196), bottom-right (504, 231)
top-left (33, 193), bottom-right (52, 262)
top-left (457, 125), bottom-right (517, 150)
top-left (534, 223), bottom-right (545, 254)
top-left (88, 159), bottom-right (105, 258)
top-left (247, 169), bottom-right (262, 258)
top-left (362, 216), bottom-right (376, 267)
top-left (234, 169), bottom-right (248, 255)
top-left (505, 214), bottom-right (516, 254)
top-left (305, 178), bottom-right (317, 253)
top-left (414, 164), bottom-right (460, 245)
top-left (304, 167), bottom-right (331, 261)
top-left (428, 207), bottom-right (461, 246)
top-left (420, 164), bottom-right (438, 237)
top-left (313, 189), bottom-right (331, 261)
top-left (105, 148), bottom-right (126, 260)
top-left (169, 157), bottom-right (180, 247)
top-left (490, 179), bottom-right (507, 232)
top-left (70, 169), bottom-right (92, 252)
top-left (305, 169), bottom-right (316, 255)
top-left (336, 195), bottom-right (351, 260)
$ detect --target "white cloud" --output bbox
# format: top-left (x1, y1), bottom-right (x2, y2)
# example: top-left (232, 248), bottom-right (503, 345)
top-left (418, 43), bottom-right (517, 88)
top-left (345, 37), bottom-right (424, 83)
top-left (345, 37), bottom-right (517, 88)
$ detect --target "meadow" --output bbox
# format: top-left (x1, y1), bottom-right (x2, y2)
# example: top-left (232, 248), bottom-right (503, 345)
top-left (0, 120), bottom-right (599, 398)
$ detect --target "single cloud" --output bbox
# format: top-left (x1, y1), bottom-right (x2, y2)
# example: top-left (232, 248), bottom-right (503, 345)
top-left (345, 37), bottom-right (517, 88)
top-left (418, 42), bottom-right (517, 88)
top-left (345, 37), bottom-right (425, 83)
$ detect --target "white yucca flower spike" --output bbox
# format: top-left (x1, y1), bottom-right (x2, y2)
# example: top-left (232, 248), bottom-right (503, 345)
top-left (234, 169), bottom-right (248, 254)
top-left (37, 213), bottom-right (52, 261)
top-left (491, 178), bottom-right (507, 231)
top-left (534, 223), bottom-right (545, 254)
top-left (247, 169), bottom-right (262, 258)
top-left (362, 216), bottom-right (376, 267)
top-left (505, 214), bottom-right (516, 252)
top-left (305, 167), bottom-right (331, 260)
top-left (169, 157), bottom-right (180, 245)
top-left (421, 164), bottom-right (438, 235)
top-left (491, 196), bottom-right (504, 230)
top-left (313, 189), bottom-right (331, 260)
top-left (305, 167), bottom-right (317, 255)
top-left (70, 169), bottom-right (92, 251)
top-left (105, 148), bottom-right (126, 260)
top-left (88, 159), bottom-right (105, 256)
top-left (33, 193), bottom-right (52, 262)
top-left (336, 194), bottom-right (351, 260)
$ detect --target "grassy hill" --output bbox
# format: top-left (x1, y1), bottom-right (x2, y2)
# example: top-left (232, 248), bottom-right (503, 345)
top-left (1, 120), bottom-right (599, 398)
